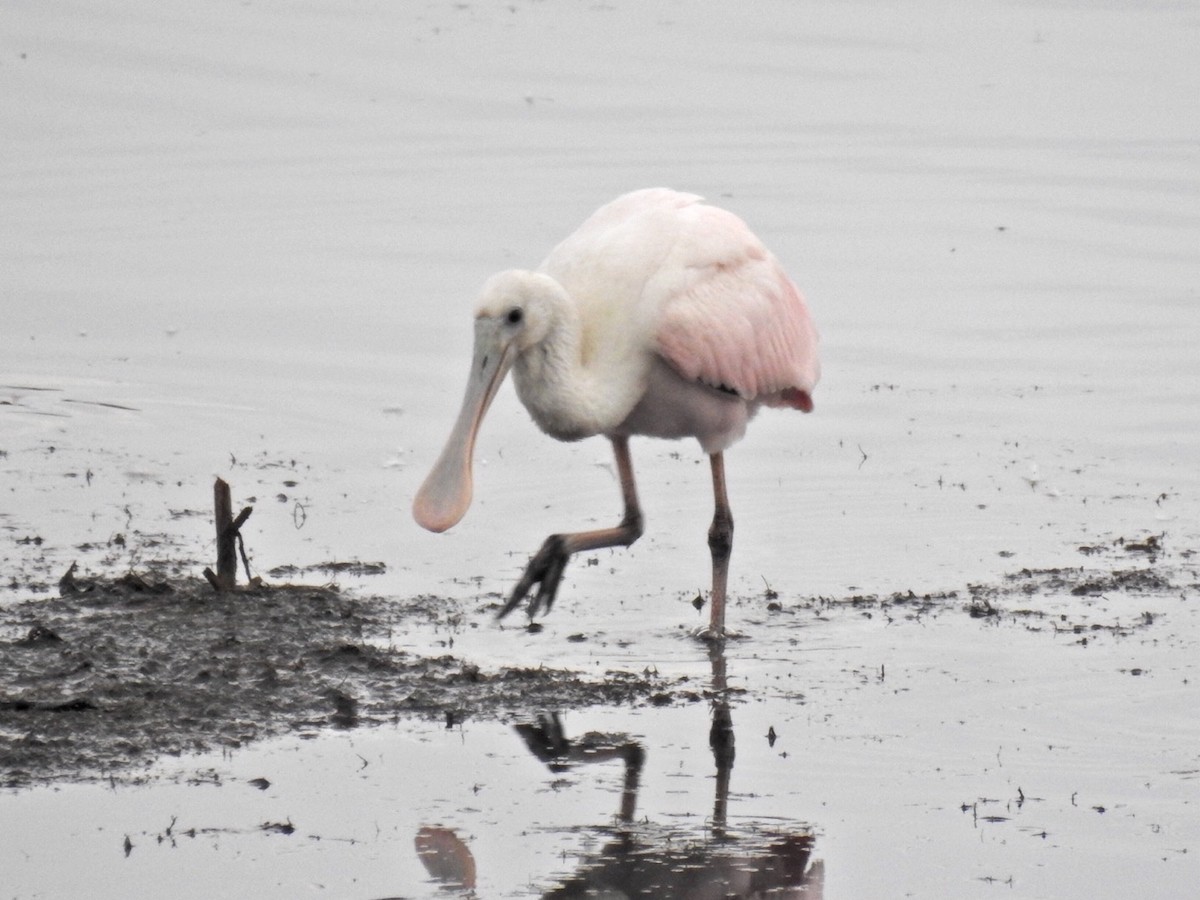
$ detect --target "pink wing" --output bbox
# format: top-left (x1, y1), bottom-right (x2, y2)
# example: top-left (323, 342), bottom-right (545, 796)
top-left (651, 200), bottom-right (820, 410)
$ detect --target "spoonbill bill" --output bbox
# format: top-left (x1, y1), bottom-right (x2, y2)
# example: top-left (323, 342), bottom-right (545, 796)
top-left (413, 188), bottom-right (819, 638)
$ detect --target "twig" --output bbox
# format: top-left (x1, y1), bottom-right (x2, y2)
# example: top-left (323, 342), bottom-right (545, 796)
top-left (203, 477), bottom-right (253, 591)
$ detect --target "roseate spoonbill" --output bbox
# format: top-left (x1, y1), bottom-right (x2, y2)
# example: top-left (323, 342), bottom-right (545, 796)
top-left (413, 188), bottom-right (819, 638)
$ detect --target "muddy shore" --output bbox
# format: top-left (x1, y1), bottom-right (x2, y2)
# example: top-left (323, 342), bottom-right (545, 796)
top-left (2, 533), bottom-right (1188, 792)
top-left (0, 573), bottom-right (691, 790)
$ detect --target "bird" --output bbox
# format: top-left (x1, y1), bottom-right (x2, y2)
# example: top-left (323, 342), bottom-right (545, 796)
top-left (412, 188), bottom-right (819, 639)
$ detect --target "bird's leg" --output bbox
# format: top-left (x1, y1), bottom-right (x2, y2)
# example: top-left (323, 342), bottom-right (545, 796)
top-left (701, 451), bottom-right (734, 641)
top-left (498, 436), bottom-right (644, 620)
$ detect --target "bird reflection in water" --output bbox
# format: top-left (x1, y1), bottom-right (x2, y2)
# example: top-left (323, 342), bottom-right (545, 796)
top-left (414, 643), bottom-right (823, 897)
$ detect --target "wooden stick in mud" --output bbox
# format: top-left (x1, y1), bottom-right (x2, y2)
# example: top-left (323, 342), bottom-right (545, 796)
top-left (203, 477), bottom-right (253, 591)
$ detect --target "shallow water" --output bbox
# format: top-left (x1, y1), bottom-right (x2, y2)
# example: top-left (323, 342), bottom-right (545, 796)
top-left (3, 604), bottom-right (1197, 897)
top-left (3, 0), bottom-right (1199, 896)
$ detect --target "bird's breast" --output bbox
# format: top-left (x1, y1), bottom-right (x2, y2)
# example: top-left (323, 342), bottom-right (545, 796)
top-left (512, 345), bottom-right (653, 443)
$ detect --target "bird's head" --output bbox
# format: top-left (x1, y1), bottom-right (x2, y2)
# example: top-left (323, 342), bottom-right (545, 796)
top-left (473, 269), bottom-right (565, 351)
top-left (412, 270), bottom-right (567, 533)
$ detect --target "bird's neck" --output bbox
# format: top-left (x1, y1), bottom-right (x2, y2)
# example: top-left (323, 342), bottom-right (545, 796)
top-left (512, 293), bottom-right (639, 441)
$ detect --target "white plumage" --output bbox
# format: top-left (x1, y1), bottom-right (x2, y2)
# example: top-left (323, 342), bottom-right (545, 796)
top-left (414, 189), bottom-right (819, 638)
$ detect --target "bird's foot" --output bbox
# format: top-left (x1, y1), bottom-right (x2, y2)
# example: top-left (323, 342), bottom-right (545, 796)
top-left (497, 534), bottom-right (571, 621)
top-left (690, 623), bottom-right (743, 644)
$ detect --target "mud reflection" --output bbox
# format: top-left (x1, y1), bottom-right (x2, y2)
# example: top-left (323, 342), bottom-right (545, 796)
top-left (416, 644), bottom-right (823, 897)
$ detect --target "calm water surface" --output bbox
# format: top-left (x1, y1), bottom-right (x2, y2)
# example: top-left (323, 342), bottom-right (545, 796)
top-left (2, 1), bottom-right (1198, 896)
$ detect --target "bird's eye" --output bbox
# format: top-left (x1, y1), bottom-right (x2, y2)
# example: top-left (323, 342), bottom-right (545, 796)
top-left (506, 307), bottom-right (524, 325)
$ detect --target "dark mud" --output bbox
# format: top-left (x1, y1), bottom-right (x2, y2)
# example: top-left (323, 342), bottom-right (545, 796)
top-left (0, 574), bottom-right (685, 790)
top-left (1, 534), bottom-right (1192, 792)
top-left (761, 533), bottom-right (1193, 637)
